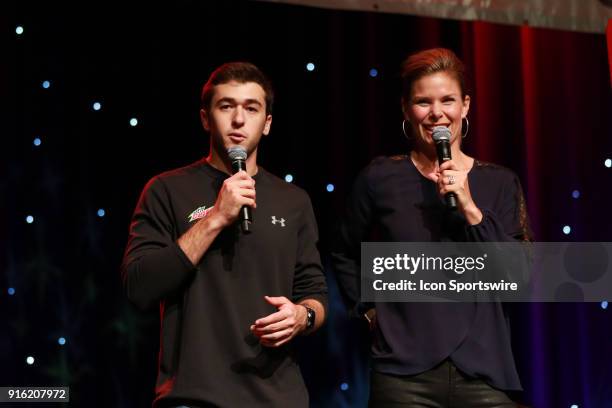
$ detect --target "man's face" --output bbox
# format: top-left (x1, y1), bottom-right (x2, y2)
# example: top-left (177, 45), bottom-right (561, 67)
top-left (201, 80), bottom-right (272, 158)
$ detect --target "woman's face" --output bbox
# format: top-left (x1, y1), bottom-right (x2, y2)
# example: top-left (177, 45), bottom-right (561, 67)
top-left (403, 71), bottom-right (470, 149)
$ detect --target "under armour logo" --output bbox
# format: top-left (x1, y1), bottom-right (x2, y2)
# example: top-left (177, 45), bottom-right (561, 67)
top-left (271, 216), bottom-right (286, 227)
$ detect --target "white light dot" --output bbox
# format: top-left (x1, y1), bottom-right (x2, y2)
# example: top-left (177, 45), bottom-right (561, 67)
top-left (306, 62), bottom-right (315, 72)
top-left (58, 337), bottom-right (66, 346)
top-left (26, 356), bottom-right (35, 365)
top-left (26, 215), bottom-right (34, 224)
top-left (340, 382), bottom-right (349, 391)
top-left (572, 190), bottom-right (580, 199)
top-left (33, 138), bottom-right (42, 147)
top-left (130, 118), bottom-right (138, 127)
top-left (605, 159), bottom-right (611, 168)
top-left (563, 225), bottom-right (571, 235)
top-left (602, 301), bottom-right (608, 310)
top-left (570, 405), bottom-right (579, 408)
top-left (369, 68), bottom-right (378, 77)
top-left (16, 26), bottom-right (24, 35)
top-left (285, 174), bottom-right (294, 183)
top-left (42, 80), bottom-right (51, 89)
top-left (8, 287), bottom-right (15, 296)
top-left (326, 183), bottom-right (335, 192)
top-left (93, 102), bottom-right (102, 111)
top-left (97, 208), bottom-right (105, 217)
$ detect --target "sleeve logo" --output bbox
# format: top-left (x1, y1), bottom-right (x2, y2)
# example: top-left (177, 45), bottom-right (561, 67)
top-left (187, 205), bottom-right (214, 222)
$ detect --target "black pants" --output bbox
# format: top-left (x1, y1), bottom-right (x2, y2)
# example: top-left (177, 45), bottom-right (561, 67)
top-left (369, 360), bottom-right (517, 408)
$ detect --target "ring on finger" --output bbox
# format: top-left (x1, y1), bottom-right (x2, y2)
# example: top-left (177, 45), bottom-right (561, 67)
top-left (448, 175), bottom-right (456, 185)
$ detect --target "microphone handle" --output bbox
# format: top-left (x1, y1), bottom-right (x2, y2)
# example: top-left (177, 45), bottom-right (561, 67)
top-left (445, 191), bottom-right (458, 209)
top-left (240, 209), bottom-right (252, 233)
top-left (435, 141), bottom-right (458, 210)
top-left (231, 159), bottom-right (253, 233)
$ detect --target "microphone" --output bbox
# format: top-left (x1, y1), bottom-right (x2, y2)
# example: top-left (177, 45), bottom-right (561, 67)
top-left (432, 126), bottom-right (457, 210)
top-left (227, 146), bottom-right (253, 233)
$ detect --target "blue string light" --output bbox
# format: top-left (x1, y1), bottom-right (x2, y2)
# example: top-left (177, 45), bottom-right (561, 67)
top-left (93, 102), bottom-right (102, 111)
top-left (369, 68), bottom-right (378, 77)
top-left (340, 382), bottom-right (349, 391)
top-left (306, 62), bottom-right (315, 72)
top-left (16, 26), bottom-right (24, 35)
top-left (602, 301), bottom-right (608, 310)
top-left (571, 190), bottom-right (580, 199)
top-left (97, 208), bottom-right (106, 217)
top-left (285, 174), bottom-right (293, 183)
top-left (26, 215), bottom-right (34, 224)
top-left (42, 80), bottom-right (51, 89)
top-left (8, 288), bottom-right (15, 296)
top-left (33, 138), bottom-right (42, 147)
top-left (326, 183), bottom-right (335, 192)
top-left (562, 225), bottom-right (571, 235)
top-left (58, 337), bottom-right (66, 346)
top-left (130, 118), bottom-right (138, 127)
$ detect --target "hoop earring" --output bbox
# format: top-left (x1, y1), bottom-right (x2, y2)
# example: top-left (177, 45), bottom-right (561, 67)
top-left (402, 119), bottom-right (412, 141)
top-left (462, 117), bottom-right (469, 139)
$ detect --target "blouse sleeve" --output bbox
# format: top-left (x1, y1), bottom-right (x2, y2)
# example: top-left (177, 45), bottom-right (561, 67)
top-left (465, 170), bottom-right (532, 242)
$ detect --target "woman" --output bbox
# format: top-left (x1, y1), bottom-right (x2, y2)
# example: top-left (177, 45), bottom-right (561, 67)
top-left (332, 48), bottom-right (531, 407)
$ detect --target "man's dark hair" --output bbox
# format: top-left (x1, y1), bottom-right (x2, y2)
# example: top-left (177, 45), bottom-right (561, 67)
top-left (201, 62), bottom-right (274, 115)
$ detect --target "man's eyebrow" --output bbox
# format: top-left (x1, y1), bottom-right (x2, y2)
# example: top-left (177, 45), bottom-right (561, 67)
top-left (215, 97), bottom-right (263, 106)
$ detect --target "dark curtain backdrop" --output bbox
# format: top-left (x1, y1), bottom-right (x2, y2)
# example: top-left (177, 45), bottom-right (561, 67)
top-left (3, 1), bottom-right (612, 407)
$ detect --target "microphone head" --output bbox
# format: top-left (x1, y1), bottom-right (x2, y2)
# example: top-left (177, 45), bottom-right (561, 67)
top-left (432, 126), bottom-right (451, 143)
top-left (228, 146), bottom-right (247, 161)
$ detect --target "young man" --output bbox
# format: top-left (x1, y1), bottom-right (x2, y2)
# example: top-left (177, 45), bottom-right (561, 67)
top-left (121, 62), bottom-right (327, 407)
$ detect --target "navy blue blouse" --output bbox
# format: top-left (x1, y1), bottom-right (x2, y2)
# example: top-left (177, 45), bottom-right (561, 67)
top-left (331, 155), bottom-right (531, 391)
